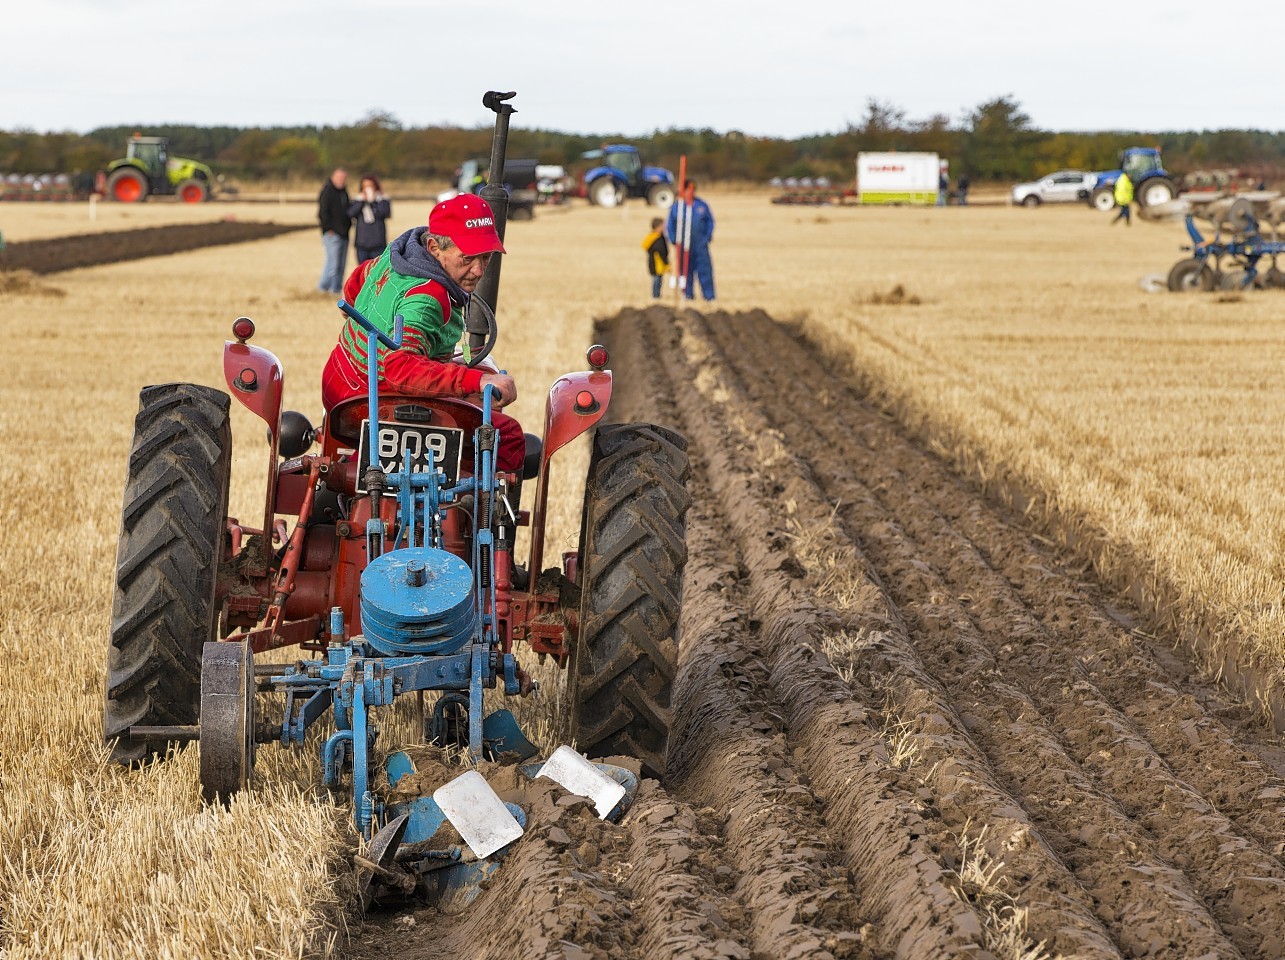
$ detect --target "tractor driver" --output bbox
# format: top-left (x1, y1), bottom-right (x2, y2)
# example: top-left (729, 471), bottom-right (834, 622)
top-left (320, 194), bottom-right (526, 475)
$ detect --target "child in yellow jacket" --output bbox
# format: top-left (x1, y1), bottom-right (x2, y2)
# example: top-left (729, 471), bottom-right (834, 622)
top-left (642, 218), bottom-right (669, 298)
top-left (1111, 172), bottom-right (1134, 226)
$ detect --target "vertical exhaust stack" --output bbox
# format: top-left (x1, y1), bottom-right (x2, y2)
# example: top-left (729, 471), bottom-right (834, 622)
top-left (469, 90), bottom-right (516, 356)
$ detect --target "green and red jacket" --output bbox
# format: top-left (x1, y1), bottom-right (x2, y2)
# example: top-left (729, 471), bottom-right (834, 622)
top-left (321, 227), bottom-right (484, 410)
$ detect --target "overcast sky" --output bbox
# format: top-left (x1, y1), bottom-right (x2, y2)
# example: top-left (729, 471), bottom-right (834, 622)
top-left (5, 0), bottom-right (1283, 138)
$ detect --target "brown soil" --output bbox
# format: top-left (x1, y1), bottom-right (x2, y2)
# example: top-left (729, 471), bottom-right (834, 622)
top-left (343, 305), bottom-right (1285, 960)
top-left (0, 221), bottom-right (310, 274)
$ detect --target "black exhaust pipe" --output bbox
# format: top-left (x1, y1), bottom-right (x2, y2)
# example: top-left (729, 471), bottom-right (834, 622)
top-left (469, 90), bottom-right (516, 353)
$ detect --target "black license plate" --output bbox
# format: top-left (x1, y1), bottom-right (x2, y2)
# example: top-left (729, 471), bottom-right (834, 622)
top-left (356, 420), bottom-right (464, 492)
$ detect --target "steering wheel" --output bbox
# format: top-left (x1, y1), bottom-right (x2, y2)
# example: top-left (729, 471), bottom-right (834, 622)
top-left (465, 295), bottom-right (498, 368)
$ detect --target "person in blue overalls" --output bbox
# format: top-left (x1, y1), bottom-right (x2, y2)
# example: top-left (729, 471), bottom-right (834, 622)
top-left (665, 180), bottom-right (716, 301)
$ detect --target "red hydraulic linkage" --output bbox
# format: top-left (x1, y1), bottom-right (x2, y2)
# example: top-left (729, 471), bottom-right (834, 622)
top-left (229, 456), bottom-right (329, 654)
top-left (259, 457), bottom-right (323, 650)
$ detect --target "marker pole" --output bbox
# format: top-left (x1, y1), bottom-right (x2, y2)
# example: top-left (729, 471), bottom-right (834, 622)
top-left (672, 155), bottom-right (687, 305)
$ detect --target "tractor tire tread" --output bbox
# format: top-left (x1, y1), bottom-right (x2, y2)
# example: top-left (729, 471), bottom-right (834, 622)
top-left (572, 423), bottom-right (689, 779)
top-left (104, 383), bottom-right (231, 765)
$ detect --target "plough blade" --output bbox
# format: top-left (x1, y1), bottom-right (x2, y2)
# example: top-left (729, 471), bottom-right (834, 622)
top-left (482, 708), bottom-right (540, 761)
top-left (358, 813), bottom-right (411, 911)
top-left (524, 745), bottom-right (628, 819)
top-left (362, 748), bottom-right (640, 912)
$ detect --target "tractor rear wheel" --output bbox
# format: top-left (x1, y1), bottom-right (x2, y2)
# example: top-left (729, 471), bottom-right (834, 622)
top-left (104, 383), bottom-right (232, 765)
top-left (176, 178), bottom-right (208, 203)
top-left (647, 184), bottom-right (675, 208)
top-left (1167, 258), bottom-right (1215, 292)
top-left (1138, 177), bottom-right (1176, 208)
top-left (589, 177), bottom-right (623, 208)
top-left (570, 423), bottom-right (690, 780)
top-left (107, 168), bottom-right (148, 203)
top-left (1091, 187), bottom-right (1116, 212)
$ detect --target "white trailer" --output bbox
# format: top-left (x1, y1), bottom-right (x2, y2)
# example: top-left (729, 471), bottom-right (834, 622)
top-left (856, 152), bottom-right (942, 205)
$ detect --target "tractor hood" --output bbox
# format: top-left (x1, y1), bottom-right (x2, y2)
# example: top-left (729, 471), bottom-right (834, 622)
top-left (170, 156), bottom-right (215, 179)
top-left (642, 166), bottom-right (673, 184)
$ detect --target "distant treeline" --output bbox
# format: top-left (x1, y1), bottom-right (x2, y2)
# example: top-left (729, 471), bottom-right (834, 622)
top-left (3, 98), bottom-right (1284, 184)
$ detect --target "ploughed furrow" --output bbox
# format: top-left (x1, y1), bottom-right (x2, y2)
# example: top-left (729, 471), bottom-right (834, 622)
top-left (696, 306), bottom-right (1285, 958)
top-left (350, 778), bottom-right (754, 960)
top-left (646, 305), bottom-right (1242, 959)
top-left (735, 309), bottom-right (1285, 849)
top-left (669, 505), bottom-right (880, 960)
top-left (0, 220), bottom-right (311, 274)
top-left (653, 308), bottom-right (1156, 959)
top-left (673, 310), bottom-right (1123, 956)
top-left (897, 466), bottom-right (1285, 854)
top-left (618, 309), bottom-right (995, 959)
top-left (621, 787), bottom-right (757, 960)
top-left (608, 299), bottom-right (882, 960)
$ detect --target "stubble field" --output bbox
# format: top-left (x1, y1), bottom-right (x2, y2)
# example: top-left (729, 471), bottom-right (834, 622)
top-left (3, 191), bottom-right (1285, 959)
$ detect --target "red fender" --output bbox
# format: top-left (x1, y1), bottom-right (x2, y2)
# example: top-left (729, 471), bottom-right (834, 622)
top-left (223, 321), bottom-right (284, 539)
top-left (527, 366), bottom-right (612, 578)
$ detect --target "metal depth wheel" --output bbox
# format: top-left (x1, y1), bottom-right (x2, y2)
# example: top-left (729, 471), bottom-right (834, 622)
top-left (176, 178), bottom-right (208, 203)
top-left (1220, 269), bottom-right (1248, 291)
top-left (570, 423), bottom-right (690, 780)
top-left (199, 639), bottom-right (256, 803)
top-left (1167, 258), bottom-right (1215, 293)
top-left (107, 168), bottom-right (147, 202)
top-left (104, 383), bottom-right (232, 764)
top-left (1224, 198), bottom-right (1256, 234)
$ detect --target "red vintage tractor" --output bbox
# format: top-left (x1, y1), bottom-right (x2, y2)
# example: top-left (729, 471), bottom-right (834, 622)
top-left (101, 93), bottom-right (689, 899)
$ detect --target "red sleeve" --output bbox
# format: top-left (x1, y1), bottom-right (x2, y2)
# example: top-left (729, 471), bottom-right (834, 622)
top-left (342, 259), bottom-right (375, 304)
top-left (382, 351), bottom-right (485, 396)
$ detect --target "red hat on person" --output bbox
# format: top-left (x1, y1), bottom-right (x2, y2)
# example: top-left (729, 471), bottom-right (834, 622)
top-left (428, 194), bottom-right (506, 256)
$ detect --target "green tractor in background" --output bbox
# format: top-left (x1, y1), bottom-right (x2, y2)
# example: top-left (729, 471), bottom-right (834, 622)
top-left (106, 135), bottom-right (216, 203)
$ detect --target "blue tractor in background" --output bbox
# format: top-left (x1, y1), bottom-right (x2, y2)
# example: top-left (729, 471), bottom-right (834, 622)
top-left (1089, 147), bottom-right (1178, 211)
top-left (580, 145), bottom-right (675, 208)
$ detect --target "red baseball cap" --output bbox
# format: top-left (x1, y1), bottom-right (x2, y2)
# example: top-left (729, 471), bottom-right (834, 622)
top-left (428, 194), bottom-right (506, 256)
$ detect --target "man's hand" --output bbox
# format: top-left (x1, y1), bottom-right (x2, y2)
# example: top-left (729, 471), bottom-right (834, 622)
top-left (479, 372), bottom-right (517, 407)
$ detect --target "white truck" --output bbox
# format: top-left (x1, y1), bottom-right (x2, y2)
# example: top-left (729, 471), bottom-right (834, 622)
top-left (856, 152), bottom-right (943, 205)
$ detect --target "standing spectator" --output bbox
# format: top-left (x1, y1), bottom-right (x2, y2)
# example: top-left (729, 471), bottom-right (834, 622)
top-left (956, 174), bottom-right (971, 206)
top-left (937, 170), bottom-right (948, 206)
top-left (348, 173), bottom-right (392, 265)
top-left (665, 180), bottom-right (716, 301)
top-left (317, 168), bottom-right (351, 293)
top-left (641, 216), bottom-right (669, 299)
top-left (1111, 172), bottom-right (1134, 226)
